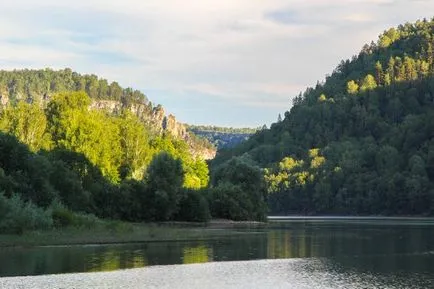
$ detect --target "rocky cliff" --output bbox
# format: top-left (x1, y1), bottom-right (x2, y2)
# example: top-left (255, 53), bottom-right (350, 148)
top-left (86, 100), bottom-right (216, 159)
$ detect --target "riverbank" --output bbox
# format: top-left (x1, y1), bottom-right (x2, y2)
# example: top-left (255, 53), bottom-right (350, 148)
top-left (0, 220), bottom-right (267, 247)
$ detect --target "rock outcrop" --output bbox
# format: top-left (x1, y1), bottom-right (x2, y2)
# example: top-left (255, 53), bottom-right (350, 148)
top-left (90, 100), bottom-right (216, 160)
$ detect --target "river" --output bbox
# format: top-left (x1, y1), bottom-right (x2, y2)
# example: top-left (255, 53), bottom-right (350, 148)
top-left (1, 217), bottom-right (434, 288)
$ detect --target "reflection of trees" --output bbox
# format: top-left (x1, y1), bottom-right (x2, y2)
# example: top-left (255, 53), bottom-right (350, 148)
top-left (182, 245), bottom-right (211, 264)
top-left (88, 251), bottom-right (121, 272)
top-left (86, 248), bottom-right (148, 272)
top-left (7, 223), bottom-right (433, 278)
top-left (268, 230), bottom-right (292, 259)
top-left (267, 226), bottom-right (314, 259)
top-left (266, 222), bottom-right (434, 275)
top-left (126, 253), bottom-right (147, 268)
top-left (210, 235), bottom-right (268, 262)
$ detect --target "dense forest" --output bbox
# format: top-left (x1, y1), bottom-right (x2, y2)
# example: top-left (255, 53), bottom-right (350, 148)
top-left (212, 18), bottom-right (434, 216)
top-left (186, 125), bottom-right (258, 149)
top-left (0, 90), bottom-right (268, 233)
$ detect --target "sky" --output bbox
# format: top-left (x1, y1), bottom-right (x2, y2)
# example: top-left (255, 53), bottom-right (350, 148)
top-left (0, 1), bottom-right (433, 127)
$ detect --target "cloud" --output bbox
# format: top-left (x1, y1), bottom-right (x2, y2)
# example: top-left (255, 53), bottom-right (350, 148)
top-left (343, 13), bottom-right (374, 23)
top-left (0, 0), bottom-right (433, 126)
top-left (265, 10), bottom-right (300, 25)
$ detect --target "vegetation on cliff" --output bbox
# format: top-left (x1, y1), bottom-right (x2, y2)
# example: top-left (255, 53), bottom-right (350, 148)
top-left (0, 68), bottom-right (216, 159)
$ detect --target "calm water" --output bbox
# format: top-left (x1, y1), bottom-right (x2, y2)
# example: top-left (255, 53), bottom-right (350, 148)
top-left (1, 218), bottom-right (434, 288)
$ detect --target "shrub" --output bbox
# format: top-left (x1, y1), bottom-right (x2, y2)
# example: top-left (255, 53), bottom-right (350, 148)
top-left (50, 201), bottom-right (101, 229)
top-left (175, 189), bottom-right (210, 222)
top-left (0, 193), bottom-right (53, 234)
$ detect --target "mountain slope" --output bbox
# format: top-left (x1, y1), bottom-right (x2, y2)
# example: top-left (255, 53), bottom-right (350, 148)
top-left (186, 125), bottom-right (258, 149)
top-left (212, 18), bottom-right (434, 215)
top-left (0, 68), bottom-right (216, 159)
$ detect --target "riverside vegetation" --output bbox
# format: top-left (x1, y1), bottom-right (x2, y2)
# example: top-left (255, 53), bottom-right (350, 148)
top-left (0, 78), bottom-right (267, 238)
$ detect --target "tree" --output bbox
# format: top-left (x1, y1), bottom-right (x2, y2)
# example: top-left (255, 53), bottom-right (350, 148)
top-left (210, 156), bottom-right (267, 221)
top-left (175, 189), bottom-right (210, 222)
top-left (0, 102), bottom-right (50, 151)
top-left (146, 152), bottom-right (184, 220)
top-left (277, 113), bottom-right (283, 122)
top-left (46, 92), bottom-right (121, 183)
top-left (375, 61), bottom-right (384, 85)
top-left (360, 74), bottom-right (377, 91)
top-left (118, 111), bottom-right (151, 180)
top-left (347, 80), bottom-right (359, 94)
top-left (318, 94), bottom-right (327, 102)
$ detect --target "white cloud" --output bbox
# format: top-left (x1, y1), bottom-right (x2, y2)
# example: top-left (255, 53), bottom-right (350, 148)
top-left (0, 0), bottom-right (433, 126)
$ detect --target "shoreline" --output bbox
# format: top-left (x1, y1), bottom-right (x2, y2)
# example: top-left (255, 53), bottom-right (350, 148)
top-left (0, 220), bottom-right (267, 248)
top-left (3, 216), bottom-right (433, 248)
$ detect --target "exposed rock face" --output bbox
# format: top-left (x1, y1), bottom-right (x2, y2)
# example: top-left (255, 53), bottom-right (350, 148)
top-left (163, 114), bottom-right (187, 139)
top-left (89, 100), bottom-right (123, 114)
top-left (0, 89), bottom-right (9, 106)
top-left (91, 100), bottom-right (216, 160)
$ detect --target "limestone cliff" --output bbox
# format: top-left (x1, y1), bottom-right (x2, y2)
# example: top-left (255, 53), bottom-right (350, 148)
top-left (90, 100), bottom-right (216, 160)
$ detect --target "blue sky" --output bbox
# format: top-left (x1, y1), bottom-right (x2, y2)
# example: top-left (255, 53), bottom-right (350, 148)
top-left (0, 0), bottom-right (433, 127)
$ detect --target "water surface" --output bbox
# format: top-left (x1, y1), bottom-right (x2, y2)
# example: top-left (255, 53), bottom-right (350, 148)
top-left (1, 218), bottom-right (434, 288)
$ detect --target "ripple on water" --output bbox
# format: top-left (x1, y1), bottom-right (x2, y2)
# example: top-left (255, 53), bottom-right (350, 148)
top-left (1, 258), bottom-right (433, 289)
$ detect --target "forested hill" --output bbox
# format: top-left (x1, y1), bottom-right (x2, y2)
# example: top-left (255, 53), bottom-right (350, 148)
top-left (0, 69), bottom-right (215, 159)
top-left (212, 18), bottom-right (434, 216)
top-left (186, 125), bottom-right (258, 149)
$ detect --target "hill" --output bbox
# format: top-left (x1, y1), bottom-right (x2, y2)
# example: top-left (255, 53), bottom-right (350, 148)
top-left (212, 18), bottom-right (434, 216)
top-left (0, 69), bottom-right (216, 160)
top-left (186, 125), bottom-right (258, 149)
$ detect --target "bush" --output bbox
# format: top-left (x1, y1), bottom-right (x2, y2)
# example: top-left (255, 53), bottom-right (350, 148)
top-left (0, 193), bottom-right (53, 234)
top-left (51, 201), bottom-right (101, 229)
top-left (175, 190), bottom-right (210, 222)
top-left (208, 182), bottom-right (248, 221)
top-left (209, 156), bottom-right (268, 221)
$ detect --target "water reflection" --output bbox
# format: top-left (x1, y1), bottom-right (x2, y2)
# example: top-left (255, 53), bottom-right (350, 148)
top-left (1, 219), bottom-right (434, 279)
top-left (182, 245), bottom-right (211, 264)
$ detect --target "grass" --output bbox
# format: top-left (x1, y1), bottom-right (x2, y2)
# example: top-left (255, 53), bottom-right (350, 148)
top-left (0, 220), bottom-right (266, 247)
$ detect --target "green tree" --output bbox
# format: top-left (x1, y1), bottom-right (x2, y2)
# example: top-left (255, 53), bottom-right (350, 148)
top-left (360, 74), bottom-right (377, 91)
top-left (146, 152), bottom-right (184, 220)
top-left (46, 92), bottom-right (121, 182)
top-left (0, 102), bottom-right (51, 151)
top-left (118, 111), bottom-right (151, 180)
top-left (210, 156), bottom-right (267, 221)
top-left (347, 80), bottom-right (359, 94)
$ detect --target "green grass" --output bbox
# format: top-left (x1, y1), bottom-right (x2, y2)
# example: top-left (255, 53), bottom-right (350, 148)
top-left (0, 221), bottom-right (264, 247)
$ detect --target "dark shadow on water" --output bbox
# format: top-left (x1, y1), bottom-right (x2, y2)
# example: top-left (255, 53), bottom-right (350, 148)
top-left (2, 218), bottom-right (434, 287)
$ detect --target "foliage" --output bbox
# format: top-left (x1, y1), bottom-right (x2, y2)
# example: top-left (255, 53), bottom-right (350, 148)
top-left (146, 152), bottom-right (184, 221)
top-left (0, 193), bottom-right (53, 234)
top-left (51, 201), bottom-right (101, 229)
top-left (0, 89), bottom-right (214, 230)
top-left (118, 111), bottom-right (151, 180)
top-left (0, 102), bottom-right (51, 151)
top-left (0, 133), bottom-right (55, 207)
top-left (175, 189), bottom-right (211, 222)
top-left (209, 156), bottom-right (267, 221)
top-left (0, 68), bottom-right (215, 160)
top-left (0, 68), bottom-right (148, 104)
top-left (212, 18), bottom-right (434, 216)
